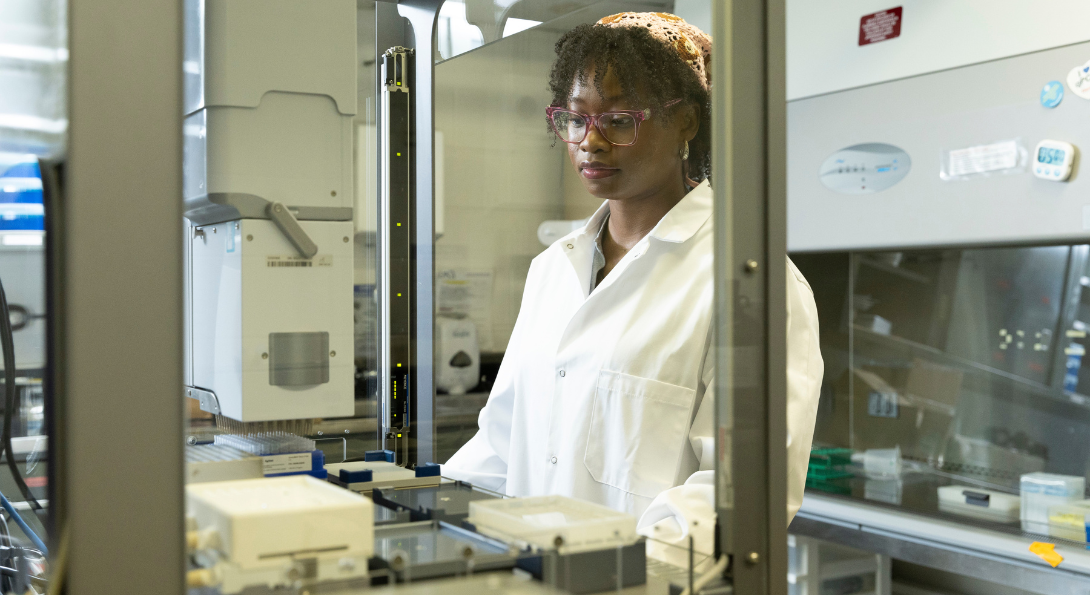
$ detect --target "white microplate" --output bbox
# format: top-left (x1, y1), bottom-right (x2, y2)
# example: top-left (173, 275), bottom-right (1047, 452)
top-left (468, 495), bottom-right (638, 554)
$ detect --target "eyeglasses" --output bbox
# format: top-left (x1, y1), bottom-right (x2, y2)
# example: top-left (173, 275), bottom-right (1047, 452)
top-left (546, 99), bottom-right (681, 146)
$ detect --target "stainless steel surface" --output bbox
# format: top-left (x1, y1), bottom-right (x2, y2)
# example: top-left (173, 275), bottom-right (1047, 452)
top-left (186, 386), bottom-right (222, 415)
top-left (312, 416), bottom-right (379, 435)
top-left (713, 0), bottom-right (789, 592)
top-left (792, 505), bottom-right (1090, 595)
top-left (65, 0), bottom-right (185, 591)
top-left (805, 469), bottom-right (1074, 545)
top-left (268, 331), bottom-right (331, 386)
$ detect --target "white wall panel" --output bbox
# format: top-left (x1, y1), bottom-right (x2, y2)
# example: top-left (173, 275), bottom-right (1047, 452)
top-left (787, 0), bottom-right (1090, 100)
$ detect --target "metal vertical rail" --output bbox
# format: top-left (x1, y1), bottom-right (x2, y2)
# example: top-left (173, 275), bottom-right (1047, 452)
top-left (765, 0), bottom-right (790, 587)
top-left (394, 0), bottom-right (442, 466)
top-left (714, 0), bottom-right (788, 593)
top-left (380, 46), bottom-right (414, 463)
top-left (65, 0), bottom-right (185, 590)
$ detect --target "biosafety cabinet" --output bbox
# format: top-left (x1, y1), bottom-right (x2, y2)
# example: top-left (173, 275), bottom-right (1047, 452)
top-left (786, 2), bottom-right (1090, 592)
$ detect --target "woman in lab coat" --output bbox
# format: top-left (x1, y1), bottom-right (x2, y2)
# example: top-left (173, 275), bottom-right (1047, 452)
top-left (443, 13), bottom-right (823, 560)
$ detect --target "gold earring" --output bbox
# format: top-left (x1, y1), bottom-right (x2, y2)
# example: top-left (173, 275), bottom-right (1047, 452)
top-left (680, 141), bottom-right (689, 161)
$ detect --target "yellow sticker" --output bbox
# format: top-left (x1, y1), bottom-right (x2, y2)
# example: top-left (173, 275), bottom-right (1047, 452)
top-left (1029, 542), bottom-right (1064, 568)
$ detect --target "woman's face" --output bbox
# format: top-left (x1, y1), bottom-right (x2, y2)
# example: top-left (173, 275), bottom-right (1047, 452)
top-left (565, 64), bottom-right (697, 202)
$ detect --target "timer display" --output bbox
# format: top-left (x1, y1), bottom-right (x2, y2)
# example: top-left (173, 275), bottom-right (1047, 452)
top-left (1037, 146), bottom-right (1066, 165)
top-left (1032, 140), bottom-right (1076, 182)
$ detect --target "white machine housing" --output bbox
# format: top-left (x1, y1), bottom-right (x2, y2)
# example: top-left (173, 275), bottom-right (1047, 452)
top-left (187, 476), bottom-right (373, 593)
top-left (190, 220), bottom-right (354, 420)
top-left (183, 0), bottom-right (357, 421)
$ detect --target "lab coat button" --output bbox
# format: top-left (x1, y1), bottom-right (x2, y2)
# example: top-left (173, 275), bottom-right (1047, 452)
top-left (566, 243), bottom-right (574, 249)
top-left (551, 457), bottom-right (557, 464)
top-left (559, 370), bottom-right (566, 377)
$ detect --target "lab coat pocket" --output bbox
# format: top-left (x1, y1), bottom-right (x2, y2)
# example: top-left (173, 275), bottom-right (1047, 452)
top-left (584, 370), bottom-right (696, 500)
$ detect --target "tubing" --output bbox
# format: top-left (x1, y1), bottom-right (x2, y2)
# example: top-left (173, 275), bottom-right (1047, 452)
top-left (0, 493), bottom-right (47, 557)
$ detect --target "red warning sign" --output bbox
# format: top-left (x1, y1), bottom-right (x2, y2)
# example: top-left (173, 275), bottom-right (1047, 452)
top-left (859, 7), bottom-right (902, 46)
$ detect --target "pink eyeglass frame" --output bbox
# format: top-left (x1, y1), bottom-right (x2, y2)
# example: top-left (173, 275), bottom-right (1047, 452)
top-left (546, 98), bottom-right (682, 146)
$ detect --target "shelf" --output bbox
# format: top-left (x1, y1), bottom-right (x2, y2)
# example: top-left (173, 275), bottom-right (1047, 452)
top-left (850, 324), bottom-right (1090, 412)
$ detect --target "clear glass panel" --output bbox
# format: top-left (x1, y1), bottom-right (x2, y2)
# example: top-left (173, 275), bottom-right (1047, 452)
top-left (436, 0), bottom-right (484, 61)
top-left (796, 245), bottom-right (1090, 542)
top-left (183, 0), bottom-right (735, 590)
top-left (436, 0), bottom-right (601, 63)
top-left (433, 2), bottom-right (725, 585)
top-left (349, 0), bottom-right (381, 458)
top-left (0, 0), bottom-right (67, 157)
top-left (432, 0), bottom-right (707, 462)
top-left (433, 6), bottom-right (591, 462)
top-left (434, 0), bottom-right (716, 64)
top-left (183, 0), bottom-right (380, 459)
top-left (0, 0), bottom-right (62, 583)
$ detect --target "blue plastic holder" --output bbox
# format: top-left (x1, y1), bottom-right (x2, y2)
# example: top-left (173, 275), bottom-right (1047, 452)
top-left (415, 462), bottom-right (441, 478)
top-left (340, 468), bottom-right (373, 484)
top-left (364, 449), bottom-right (395, 463)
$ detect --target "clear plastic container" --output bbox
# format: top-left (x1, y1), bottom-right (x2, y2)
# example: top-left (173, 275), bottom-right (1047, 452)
top-left (1021, 473), bottom-right (1085, 533)
top-left (1048, 500), bottom-right (1090, 542)
top-left (467, 495), bottom-right (638, 554)
top-left (851, 446), bottom-right (903, 478)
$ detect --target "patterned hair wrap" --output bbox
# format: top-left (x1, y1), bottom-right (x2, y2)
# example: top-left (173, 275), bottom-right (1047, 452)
top-left (596, 12), bottom-right (712, 89)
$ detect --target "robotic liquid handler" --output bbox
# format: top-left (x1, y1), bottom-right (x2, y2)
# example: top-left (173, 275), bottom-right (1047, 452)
top-left (182, 0), bottom-right (357, 424)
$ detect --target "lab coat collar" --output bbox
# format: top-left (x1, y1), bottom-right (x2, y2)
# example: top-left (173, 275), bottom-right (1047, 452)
top-left (577, 179), bottom-right (712, 245)
top-left (649, 180), bottom-right (712, 243)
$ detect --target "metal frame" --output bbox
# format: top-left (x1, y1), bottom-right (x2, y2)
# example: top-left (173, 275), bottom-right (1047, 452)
top-left (393, 0), bottom-right (443, 467)
top-left (379, 45), bottom-right (415, 463)
top-left (714, 0), bottom-right (788, 592)
top-left (62, 0), bottom-right (185, 591)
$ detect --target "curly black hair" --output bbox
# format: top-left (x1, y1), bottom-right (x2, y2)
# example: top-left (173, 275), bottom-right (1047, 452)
top-left (547, 23), bottom-right (711, 184)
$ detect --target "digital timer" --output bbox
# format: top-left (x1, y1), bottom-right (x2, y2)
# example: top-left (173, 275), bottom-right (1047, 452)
top-left (1033, 140), bottom-right (1076, 181)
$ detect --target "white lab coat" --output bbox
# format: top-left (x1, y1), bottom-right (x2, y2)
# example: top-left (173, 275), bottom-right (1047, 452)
top-left (443, 180), bottom-right (823, 560)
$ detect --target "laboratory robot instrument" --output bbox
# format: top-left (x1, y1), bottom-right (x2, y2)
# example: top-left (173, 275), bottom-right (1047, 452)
top-left (182, 0), bottom-right (357, 425)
